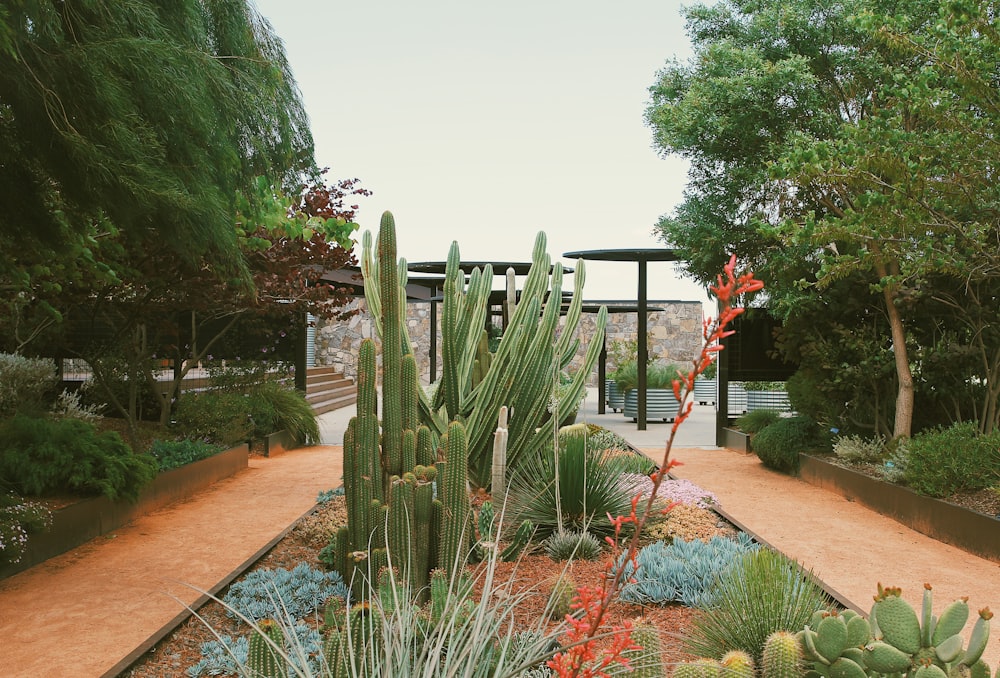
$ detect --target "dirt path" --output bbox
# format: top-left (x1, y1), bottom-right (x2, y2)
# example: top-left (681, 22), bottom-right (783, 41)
top-left (0, 446), bottom-right (343, 678)
top-left (660, 446), bottom-right (1000, 669)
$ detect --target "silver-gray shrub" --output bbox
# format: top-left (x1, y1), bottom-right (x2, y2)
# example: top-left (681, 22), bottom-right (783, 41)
top-left (0, 353), bottom-right (57, 417)
top-left (617, 533), bottom-right (759, 608)
top-left (833, 434), bottom-right (886, 463)
top-left (223, 563), bottom-right (348, 623)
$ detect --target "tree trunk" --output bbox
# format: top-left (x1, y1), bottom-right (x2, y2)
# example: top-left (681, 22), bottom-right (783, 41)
top-left (880, 278), bottom-right (914, 439)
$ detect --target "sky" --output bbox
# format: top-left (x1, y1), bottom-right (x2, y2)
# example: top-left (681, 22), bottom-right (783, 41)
top-left (251, 0), bottom-right (712, 309)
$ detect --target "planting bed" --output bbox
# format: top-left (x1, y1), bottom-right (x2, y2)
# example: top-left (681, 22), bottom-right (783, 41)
top-left (121, 494), bottom-right (737, 677)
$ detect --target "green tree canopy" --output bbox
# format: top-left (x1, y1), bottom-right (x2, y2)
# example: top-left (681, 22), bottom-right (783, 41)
top-left (0, 0), bottom-right (315, 277)
top-left (647, 0), bottom-right (1000, 436)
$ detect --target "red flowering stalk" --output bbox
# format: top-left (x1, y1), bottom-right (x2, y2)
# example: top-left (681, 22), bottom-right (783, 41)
top-left (547, 254), bottom-right (763, 678)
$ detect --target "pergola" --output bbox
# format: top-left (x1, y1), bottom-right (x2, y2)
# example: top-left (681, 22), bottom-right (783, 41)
top-left (563, 248), bottom-right (681, 430)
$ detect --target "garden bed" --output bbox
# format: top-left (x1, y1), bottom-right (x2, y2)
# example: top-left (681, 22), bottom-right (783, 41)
top-left (0, 443), bottom-right (249, 580)
top-left (798, 454), bottom-right (1000, 563)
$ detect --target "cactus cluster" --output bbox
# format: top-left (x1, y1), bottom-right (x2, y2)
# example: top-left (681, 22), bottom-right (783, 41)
top-left (331, 212), bottom-right (473, 598)
top-left (672, 631), bottom-right (802, 678)
top-left (798, 584), bottom-right (993, 678)
top-left (361, 214), bottom-right (608, 490)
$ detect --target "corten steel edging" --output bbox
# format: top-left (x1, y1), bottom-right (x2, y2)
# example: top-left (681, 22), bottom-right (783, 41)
top-left (103, 502), bottom-right (322, 678)
top-left (0, 444), bottom-right (249, 580)
top-left (623, 443), bottom-right (860, 614)
top-left (799, 455), bottom-right (1000, 563)
top-left (721, 427), bottom-right (752, 453)
top-left (263, 429), bottom-right (297, 457)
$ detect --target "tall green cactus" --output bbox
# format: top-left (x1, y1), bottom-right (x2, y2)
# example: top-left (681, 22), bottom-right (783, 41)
top-left (625, 624), bottom-right (668, 678)
top-left (361, 215), bottom-right (608, 489)
top-left (336, 212), bottom-right (473, 597)
top-left (247, 619), bottom-right (286, 678)
top-left (438, 421), bottom-right (472, 573)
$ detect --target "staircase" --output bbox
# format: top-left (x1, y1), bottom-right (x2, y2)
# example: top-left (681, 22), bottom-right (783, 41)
top-left (306, 366), bottom-right (357, 415)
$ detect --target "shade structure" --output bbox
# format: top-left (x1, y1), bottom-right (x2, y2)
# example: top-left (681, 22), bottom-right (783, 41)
top-left (563, 248), bottom-right (681, 430)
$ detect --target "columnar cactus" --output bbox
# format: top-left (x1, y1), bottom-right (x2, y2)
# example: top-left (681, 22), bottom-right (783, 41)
top-left (247, 619), bottom-right (286, 678)
top-left (625, 624), bottom-right (668, 678)
top-left (762, 630), bottom-right (802, 678)
top-left (361, 215), bottom-right (608, 489)
top-left (491, 405), bottom-right (509, 508)
top-left (335, 212), bottom-right (471, 597)
top-left (721, 650), bottom-right (756, 678)
top-left (438, 421), bottom-right (472, 573)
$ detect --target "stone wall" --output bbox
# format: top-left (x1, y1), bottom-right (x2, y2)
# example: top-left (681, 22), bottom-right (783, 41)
top-left (314, 298), bottom-right (703, 384)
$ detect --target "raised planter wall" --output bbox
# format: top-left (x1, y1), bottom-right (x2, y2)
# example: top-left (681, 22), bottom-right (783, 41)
top-left (798, 455), bottom-right (1000, 563)
top-left (721, 427), bottom-right (752, 453)
top-left (0, 443), bottom-right (249, 580)
top-left (263, 429), bottom-right (297, 457)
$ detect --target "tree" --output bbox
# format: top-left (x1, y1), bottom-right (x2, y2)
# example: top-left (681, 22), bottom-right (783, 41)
top-left (647, 0), bottom-right (1000, 438)
top-left (52, 176), bottom-right (367, 439)
top-left (0, 0), bottom-right (314, 281)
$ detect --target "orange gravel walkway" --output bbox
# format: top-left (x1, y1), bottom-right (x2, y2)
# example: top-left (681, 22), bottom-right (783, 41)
top-left (0, 445), bottom-right (343, 678)
top-left (656, 446), bottom-right (1000, 669)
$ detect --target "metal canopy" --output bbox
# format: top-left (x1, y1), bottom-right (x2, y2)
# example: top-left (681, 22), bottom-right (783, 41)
top-left (406, 261), bottom-right (574, 276)
top-left (563, 248), bottom-right (681, 430)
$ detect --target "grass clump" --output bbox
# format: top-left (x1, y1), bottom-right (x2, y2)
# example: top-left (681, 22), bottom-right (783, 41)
top-left (683, 547), bottom-right (831, 665)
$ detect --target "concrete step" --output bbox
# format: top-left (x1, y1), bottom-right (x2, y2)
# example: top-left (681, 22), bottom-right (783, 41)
top-left (306, 375), bottom-right (353, 394)
top-left (305, 366), bottom-right (356, 415)
top-left (310, 391), bottom-right (358, 415)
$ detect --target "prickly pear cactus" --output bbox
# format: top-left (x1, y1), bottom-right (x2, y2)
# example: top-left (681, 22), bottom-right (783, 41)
top-left (867, 583), bottom-right (992, 678)
top-left (799, 609), bottom-right (871, 678)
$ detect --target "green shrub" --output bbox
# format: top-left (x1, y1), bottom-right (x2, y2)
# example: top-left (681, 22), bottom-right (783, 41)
top-left (683, 548), bottom-right (832, 665)
top-left (0, 491), bottom-right (53, 564)
top-left (172, 378), bottom-right (318, 447)
top-left (753, 416), bottom-right (827, 473)
top-left (613, 361), bottom-right (683, 393)
top-left (584, 425), bottom-right (632, 454)
top-left (171, 391), bottom-right (253, 447)
top-left (0, 415), bottom-right (158, 501)
top-left (0, 353), bottom-right (57, 417)
top-left (151, 438), bottom-right (222, 472)
top-left (786, 370), bottom-right (837, 426)
top-left (904, 421), bottom-right (1000, 498)
top-left (245, 381), bottom-right (319, 445)
top-left (735, 409), bottom-right (780, 435)
top-left (506, 424), bottom-right (645, 541)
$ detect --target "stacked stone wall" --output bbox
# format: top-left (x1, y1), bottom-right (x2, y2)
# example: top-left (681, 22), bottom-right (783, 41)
top-left (314, 298), bottom-right (703, 385)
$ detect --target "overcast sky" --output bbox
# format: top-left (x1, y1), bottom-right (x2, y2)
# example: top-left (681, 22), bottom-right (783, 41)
top-left (252, 0), bottom-right (711, 309)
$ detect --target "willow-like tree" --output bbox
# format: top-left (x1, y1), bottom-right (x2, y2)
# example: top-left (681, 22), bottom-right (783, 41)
top-left (0, 0), bottom-right (314, 281)
top-left (647, 0), bottom-right (1000, 438)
